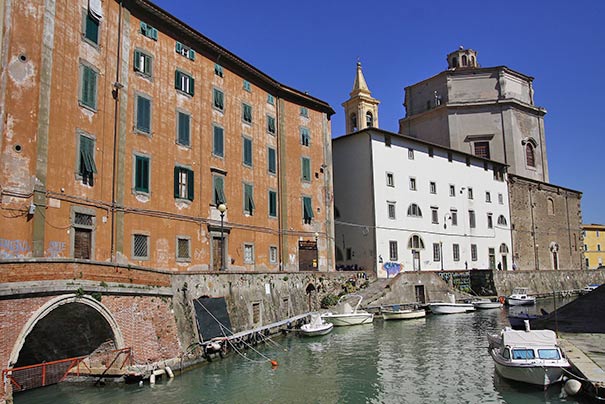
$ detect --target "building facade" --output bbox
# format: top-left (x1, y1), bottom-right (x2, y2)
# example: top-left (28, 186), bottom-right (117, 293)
top-left (583, 224), bottom-right (605, 269)
top-left (0, 0), bottom-right (335, 272)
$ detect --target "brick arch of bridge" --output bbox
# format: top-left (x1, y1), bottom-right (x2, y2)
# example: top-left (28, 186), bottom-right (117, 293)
top-left (8, 294), bottom-right (125, 368)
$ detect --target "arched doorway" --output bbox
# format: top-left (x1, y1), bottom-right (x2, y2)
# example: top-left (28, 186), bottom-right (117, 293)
top-left (550, 242), bottom-right (560, 270)
top-left (9, 295), bottom-right (123, 368)
top-left (499, 243), bottom-right (509, 270)
top-left (408, 235), bottom-right (425, 271)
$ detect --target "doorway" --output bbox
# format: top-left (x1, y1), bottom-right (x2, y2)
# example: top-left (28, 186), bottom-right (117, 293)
top-left (298, 240), bottom-right (318, 271)
top-left (412, 251), bottom-right (421, 271)
top-left (415, 285), bottom-right (425, 304)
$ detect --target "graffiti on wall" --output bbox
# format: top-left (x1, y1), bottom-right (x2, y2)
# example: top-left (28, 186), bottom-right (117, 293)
top-left (0, 238), bottom-right (31, 258)
top-left (383, 262), bottom-right (402, 278)
top-left (46, 241), bottom-right (66, 258)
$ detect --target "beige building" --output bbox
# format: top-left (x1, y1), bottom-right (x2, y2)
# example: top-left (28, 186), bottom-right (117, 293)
top-left (583, 224), bottom-right (605, 269)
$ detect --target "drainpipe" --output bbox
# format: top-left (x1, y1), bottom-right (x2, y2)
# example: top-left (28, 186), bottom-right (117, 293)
top-left (276, 96), bottom-right (283, 270)
top-left (529, 188), bottom-right (539, 270)
top-left (110, 1), bottom-right (124, 262)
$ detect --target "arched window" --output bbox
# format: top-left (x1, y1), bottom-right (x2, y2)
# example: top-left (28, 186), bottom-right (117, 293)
top-left (547, 198), bottom-right (555, 216)
top-left (462, 55), bottom-right (468, 66)
top-left (350, 113), bottom-right (358, 131)
top-left (470, 56), bottom-right (475, 66)
top-left (499, 244), bottom-right (509, 254)
top-left (366, 111), bottom-right (373, 127)
top-left (497, 215), bottom-right (507, 226)
top-left (525, 143), bottom-right (536, 167)
top-left (452, 57), bottom-right (458, 67)
top-left (408, 235), bottom-right (425, 250)
top-left (407, 204), bottom-right (422, 217)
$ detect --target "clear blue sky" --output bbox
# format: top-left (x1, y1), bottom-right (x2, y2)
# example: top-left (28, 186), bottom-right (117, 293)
top-left (153, 0), bottom-right (604, 225)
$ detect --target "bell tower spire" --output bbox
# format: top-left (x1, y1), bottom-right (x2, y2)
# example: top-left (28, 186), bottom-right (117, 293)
top-left (342, 61), bottom-right (380, 133)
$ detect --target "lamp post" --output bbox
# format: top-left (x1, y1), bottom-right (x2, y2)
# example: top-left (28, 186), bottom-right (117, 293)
top-left (218, 203), bottom-right (227, 271)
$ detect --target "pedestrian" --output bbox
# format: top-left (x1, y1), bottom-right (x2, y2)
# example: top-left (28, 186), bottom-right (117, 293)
top-left (497, 262), bottom-right (502, 271)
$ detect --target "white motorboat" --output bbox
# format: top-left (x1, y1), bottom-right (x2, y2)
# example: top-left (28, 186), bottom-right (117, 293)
top-left (580, 284), bottom-right (600, 295)
top-left (487, 324), bottom-right (570, 386)
top-left (321, 294), bottom-right (374, 326)
top-left (299, 313), bottom-right (334, 337)
top-left (506, 288), bottom-right (536, 306)
top-left (472, 299), bottom-right (503, 310)
top-left (428, 293), bottom-right (475, 314)
top-left (382, 306), bottom-right (426, 320)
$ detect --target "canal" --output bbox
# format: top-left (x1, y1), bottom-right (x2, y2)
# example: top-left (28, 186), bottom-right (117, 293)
top-left (16, 298), bottom-right (589, 404)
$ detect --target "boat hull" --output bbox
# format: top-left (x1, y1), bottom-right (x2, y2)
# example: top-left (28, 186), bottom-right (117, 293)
top-left (490, 349), bottom-right (566, 386)
top-left (300, 322), bottom-right (333, 337)
top-left (429, 303), bottom-right (475, 314)
top-left (506, 297), bottom-right (536, 306)
top-left (382, 309), bottom-right (426, 320)
top-left (473, 301), bottom-right (503, 310)
top-left (322, 313), bottom-right (374, 326)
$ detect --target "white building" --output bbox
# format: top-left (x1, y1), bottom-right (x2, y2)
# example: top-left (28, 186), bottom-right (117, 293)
top-left (333, 63), bottom-right (512, 278)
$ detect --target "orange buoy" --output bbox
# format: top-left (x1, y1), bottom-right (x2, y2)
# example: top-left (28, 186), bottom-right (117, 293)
top-left (270, 360), bottom-right (278, 368)
top-left (498, 296), bottom-right (505, 304)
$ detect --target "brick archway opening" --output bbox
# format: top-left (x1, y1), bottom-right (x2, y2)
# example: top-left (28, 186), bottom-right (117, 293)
top-left (9, 295), bottom-right (124, 368)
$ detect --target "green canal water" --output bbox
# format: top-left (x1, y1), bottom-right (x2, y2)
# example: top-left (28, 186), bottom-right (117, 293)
top-left (16, 298), bottom-right (589, 404)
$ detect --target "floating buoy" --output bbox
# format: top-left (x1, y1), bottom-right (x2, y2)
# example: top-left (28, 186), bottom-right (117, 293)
top-left (270, 360), bottom-right (278, 368)
top-left (498, 296), bottom-right (505, 304)
top-left (564, 379), bottom-right (582, 396)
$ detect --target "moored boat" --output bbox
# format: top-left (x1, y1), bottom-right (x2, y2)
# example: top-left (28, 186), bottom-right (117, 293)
top-left (506, 287), bottom-right (536, 306)
top-left (472, 299), bottom-right (503, 310)
top-left (321, 294), bottom-right (374, 326)
top-left (428, 293), bottom-right (475, 314)
top-left (382, 306), bottom-right (426, 320)
top-left (299, 313), bottom-right (334, 337)
top-left (487, 325), bottom-right (570, 386)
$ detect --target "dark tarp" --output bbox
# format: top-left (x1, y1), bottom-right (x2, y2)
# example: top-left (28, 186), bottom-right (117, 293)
top-left (531, 284), bottom-right (605, 333)
top-left (193, 296), bottom-right (233, 342)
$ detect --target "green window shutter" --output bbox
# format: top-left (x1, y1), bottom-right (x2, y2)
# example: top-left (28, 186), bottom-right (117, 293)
top-left (187, 169), bottom-right (194, 201)
top-left (189, 49), bottom-right (195, 61)
top-left (268, 148), bottom-right (276, 174)
top-left (267, 116), bottom-right (275, 133)
top-left (213, 126), bottom-right (223, 157)
top-left (174, 70), bottom-right (181, 90)
top-left (136, 156), bottom-right (149, 192)
top-left (269, 190), bottom-right (277, 217)
top-left (140, 21), bottom-right (147, 34)
top-left (133, 50), bottom-right (141, 71)
top-left (136, 96), bottom-right (150, 133)
top-left (143, 54), bottom-right (151, 75)
top-left (81, 65), bottom-right (96, 109)
top-left (189, 76), bottom-right (194, 96)
top-left (151, 27), bottom-right (158, 40)
top-left (175, 41), bottom-right (183, 53)
top-left (173, 166), bottom-right (180, 198)
top-left (178, 112), bottom-right (190, 145)
top-left (243, 138), bottom-right (252, 166)
top-left (243, 104), bottom-right (252, 123)
top-left (304, 197), bottom-right (314, 220)
top-left (85, 13), bottom-right (99, 44)
top-left (302, 158), bottom-right (310, 181)
top-left (244, 184), bottom-right (255, 214)
top-left (214, 176), bottom-right (225, 204)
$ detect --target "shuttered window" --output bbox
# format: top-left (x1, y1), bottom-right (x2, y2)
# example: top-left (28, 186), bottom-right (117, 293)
top-left (83, 12), bottom-right (100, 45)
top-left (133, 50), bottom-right (152, 77)
top-left (213, 126), bottom-right (224, 157)
top-left (243, 137), bottom-right (252, 167)
top-left (303, 196), bottom-right (313, 224)
top-left (301, 157), bottom-right (311, 182)
top-left (175, 70), bottom-right (194, 96)
top-left (213, 88), bottom-right (224, 111)
top-left (78, 135), bottom-right (97, 186)
top-left (242, 103), bottom-right (252, 124)
top-left (134, 155), bottom-right (150, 193)
top-left (177, 111), bottom-right (190, 146)
top-left (80, 64), bottom-right (97, 110)
top-left (173, 166), bottom-right (194, 201)
top-left (268, 147), bottom-right (276, 174)
top-left (244, 183), bottom-right (255, 215)
top-left (300, 127), bottom-right (310, 146)
top-left (267, 115), bottom-right (276, 134)
top-left (213, 175), bottom-right (226, 205)
top-left (139, 22), bottom-right (158, 40)
top-left (268, 190), bottom-right (277, 218)
top-left (135, 95), bottom-right (151, 134)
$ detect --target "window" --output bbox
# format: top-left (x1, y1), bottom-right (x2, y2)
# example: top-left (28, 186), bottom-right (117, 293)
top-left (244, 183), bottom-right (255, 215)
top-left (300, 106), bottom-right (308, 117)
top-left (243, 137), bottom-right (253, 167)
top-left (73, 210), bottom-right (94, 259)
top-left (385, 135), bottom-right (391, 147)
top-left (213, 174), bottom-right (226, 205)
top-left (547, 198), bottom-right (555, 215)
top-left (176, 237), bottom-right (191, 261)
top-left (244, 243), bottom-right (254, 263)
top-left (512, 349), bottom-right (535, 360)
top-left (83, 11), bottom-right (100, 45)
top-left (79, 63), bottom-right (98, 110)
top-left (433, 243), bottom-right (441, 262)
top-left (431, 207), bottom-right (438, 224)
top-left (499, 244), bottom-right (509, 254)
top-left (213, 125), bottom-right (224, 157)
top-left (133, 49), bottom-right (152, 77)
top-left (598, 244), bottom-right (602, 252)
top-left (538, 349), bottom-right (561, 360)
top-left (597, 231), bottom-right (600, 237)
top-left (268, 147), bottom-right (277, 174)
top-left (176, 111), bottom-right (190, 146)
top-left (408, 235), bottom-right (425, 249)
top-left (135, 94), bottom-right (151, 134)
top-left (351, 113), bottom-right (358, 131)
top-left (242, 103), bottom-right (252, 124)
top-left (300, 127), bottom-right (310, 146)
top-left (407, 204), bottom-right (422, 217)
top-left (428, 147), bottom-right (434, 157)
top-left (133, 234), bottom-right (149, 259)
top-left (386, 172), bottom-right (394, 187)
top-left (213, 88), bottom-right (224, 111)
top-left (389, 241), bottom-right (398, 261)
top-left (134, 155), bottom-right (150, 193)
top-left (450, 209), bottom-right (458, 226)
top-left (498, 193), bottom-right (504, 205)
top-left (269, 190), bottom-right (277, 218)
top-left (471, 244), bottom-right (478, 261)
top-left (408, 148), bottom-right (414, 160)
top-left (269, 246), bottom-right (278, 263)
top-left (252, 301), bottom-right (261, 323)
top-left (474, 141), bottom-right (490, 159)
top-left (494, 167), bottom-right (505, 181)
top-left (78, 134), bottom-right (97, 186)
top-left (243, 79), bottom-right (251, 92)
top-left (174, 166), bottom-right (194, 201)
top-left (409, 177), bottom-right (417, 191)
top-left (467, 187), bottom-right (473, 199)
top-left (175, 70), bottom-right (194, 96)
top-left (303, 196), bottom-right (314, 224)
top-left (453, 244), bottom-right (460, 261)
top-left (469, 210), bottom-right (476, 228)
top-left (487, 213), bottom-right (493, 229)
top-left (497, 215), bottom-right (507, 226)
top-left (301, 157), bottom-right (311, 182)
top-left (267, 94), bottom-right (275, 105)
top-left (584, 244), bottom-right (588, 251)
top-left (526, 143), bottom-right (536, 167)
top-left (430, 182), bottom-right (437, 194)
top-left (175, 41), bottom-right (195, 60)
top-left (366, 111), bottom-right (373, 127)
top-left (267, 115), bottom-right (276, 135)
top-left (139, 22), bottom-right (158, 40)
top-left (387, 202), bottom-right (396, 219)
top-left (449, 185), bottom-right (455, 197)
top-left (485, 192), bottom-right (491, 203)
top-left (214, 63), bottom-right (223, 77)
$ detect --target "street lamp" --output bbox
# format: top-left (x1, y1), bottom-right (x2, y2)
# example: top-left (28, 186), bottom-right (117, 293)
top-left (218, 203), bottom-right (227, 271)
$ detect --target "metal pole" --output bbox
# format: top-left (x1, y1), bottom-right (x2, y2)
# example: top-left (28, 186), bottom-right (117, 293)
top-left (440, 241), bottom-right (444, 271)
top-left (220, 211), bottom-right (224, 271)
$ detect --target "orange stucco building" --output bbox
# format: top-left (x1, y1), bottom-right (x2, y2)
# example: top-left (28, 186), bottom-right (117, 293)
top-left (0, 0), bottom-right (335, 272)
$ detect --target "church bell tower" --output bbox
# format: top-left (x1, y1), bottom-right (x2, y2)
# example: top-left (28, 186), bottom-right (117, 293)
top-left (342, 62), bottom-right (380, 133)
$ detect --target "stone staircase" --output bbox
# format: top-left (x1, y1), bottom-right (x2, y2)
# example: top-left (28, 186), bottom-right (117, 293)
top-left (357, 276), bottom-right (395, 308)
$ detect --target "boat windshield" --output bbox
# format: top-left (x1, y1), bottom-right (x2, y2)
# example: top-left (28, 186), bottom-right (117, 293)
top-left (512, 349), bottom-right (535, 359)
top-left (538, 349), bottom-right (561, 360)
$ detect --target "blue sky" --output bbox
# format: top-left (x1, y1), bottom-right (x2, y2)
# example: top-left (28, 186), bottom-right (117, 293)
top-left (153, 0), bottom-right (604, 224)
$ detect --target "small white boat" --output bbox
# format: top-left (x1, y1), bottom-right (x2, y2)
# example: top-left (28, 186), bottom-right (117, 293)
top-left (580, 284), bottom-right (600, 295)
top-left (472, 299), bottom-right (503, 310)
top-left (487, 324), bottom-right (570, 386)
top-left (321, 294), bottom-right (374, 326)
top-left (506, 288), bottom-right (536, 306)
top-left (428, 293), bottom-right (475, 314)
top-left (299, 314), bottom-right (334, 337)
top-left (382, 306), bottom-right (426, 320)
